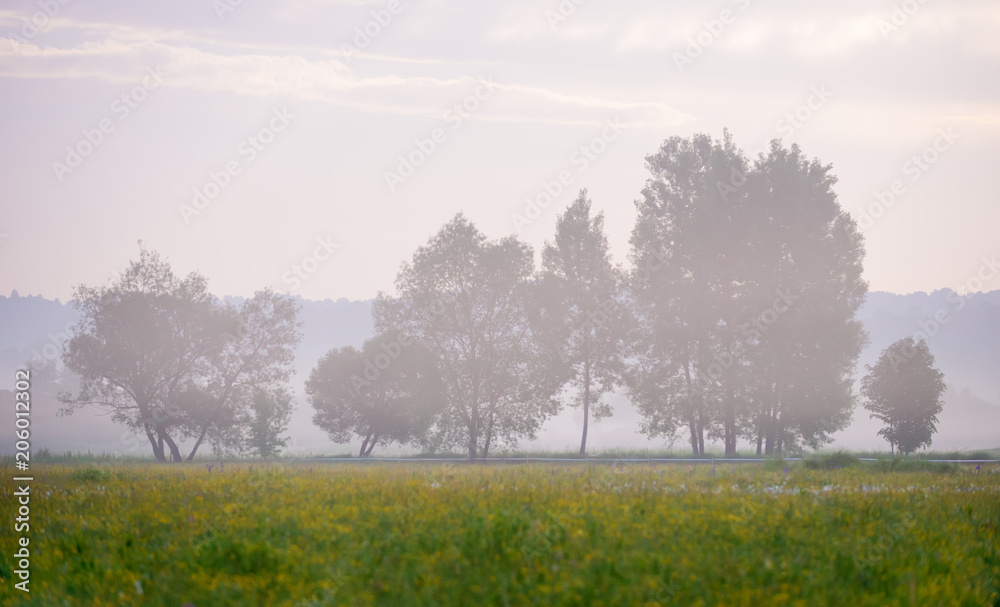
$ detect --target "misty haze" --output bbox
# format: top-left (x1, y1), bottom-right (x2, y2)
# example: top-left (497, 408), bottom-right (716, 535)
top-left (0, 0), bottom-right (998, 604)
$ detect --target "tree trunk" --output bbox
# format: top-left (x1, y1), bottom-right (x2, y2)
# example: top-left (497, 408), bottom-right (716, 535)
top-left (159, 428), bottom-right (183, 462)
top-left (580, 354), bottom-right (591, 456)
top-left (363, 432), bottom-right (379, 457)
top-left (688, 414), bottom-right (699, 456)
top-left (482, 408), bottom-right (495, 460)
top-left (360, 427), bottom-right (373, 457)
top-left (468, 386), bottom-right (480, 459)
top-left (724, 379), bottom-right (737, 456)
top-left (186, 424), bottom-right (211, 462)
top-left (144, 422), bottom-right (166, 462)
top-left (697, 413), bottom-right (705, 456)
top-left (764, 407), bottom-right (775, 455)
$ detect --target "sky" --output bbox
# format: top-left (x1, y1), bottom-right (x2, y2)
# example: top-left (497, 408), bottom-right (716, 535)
top-left (1, 0), bottom-right (999, 303)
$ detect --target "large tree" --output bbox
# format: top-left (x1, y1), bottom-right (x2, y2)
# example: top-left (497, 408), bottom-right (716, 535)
top-left (628, 133), bottom-right (868, 455)
top-left (60, 245), bottom-right (301, 461)
top-left (539, 190), bottom-right (630, 455)
top-left (861, 338), bottom-right (946, 454)
top-left (177, 290), bottom-right (301, 460)
top-left (742, 141), bottom-right (868, 454)
top-left (307, 331), bottom-right (444, 456)
top-left (373, 214), bottom-right (564, 458)
top-left (628, 131), bottom-right (751, 455)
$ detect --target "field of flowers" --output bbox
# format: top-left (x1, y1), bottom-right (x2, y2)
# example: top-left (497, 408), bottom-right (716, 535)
top-left (1, 461), bottom-right (998, 606)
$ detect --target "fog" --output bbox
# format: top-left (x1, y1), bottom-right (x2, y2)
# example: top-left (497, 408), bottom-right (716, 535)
top-left (1, 0), bottom-right (998, 458)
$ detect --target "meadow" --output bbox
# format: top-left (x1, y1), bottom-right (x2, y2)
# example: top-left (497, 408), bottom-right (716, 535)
top-left (1, 460), bottom-right (998, 606)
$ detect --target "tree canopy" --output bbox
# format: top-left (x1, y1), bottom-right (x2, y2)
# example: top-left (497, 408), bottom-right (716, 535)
top-left (861, 337), bottom-right (946, 454)
top-left (61, 244), bottom-right (301, 461)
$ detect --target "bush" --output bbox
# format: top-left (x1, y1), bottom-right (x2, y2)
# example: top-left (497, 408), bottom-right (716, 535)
top-left (72, 466), bottom-right (112, 482)
top-left (870, 457), bottom-right (957, 474)
top-left (804, 451), bottom-right (860, 470)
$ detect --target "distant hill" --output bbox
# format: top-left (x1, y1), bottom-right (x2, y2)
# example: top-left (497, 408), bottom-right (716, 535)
top-left (1, 289), bottom-right (997, 454)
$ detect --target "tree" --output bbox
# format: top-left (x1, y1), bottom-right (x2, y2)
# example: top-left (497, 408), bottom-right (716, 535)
top-left (60, 245), bottom-right (222, 461)
top-left (60, 245), bottom-right (301, 461)
top-left (178, 290), bottom-right (301, 460)
top-left (628, 133), bottom-right (868, 456)
top-left (539, 190), bottom-right (630, 455)
top-left (742, 140), bottom-right (868, 454)
top-left (861, 338), bottom-right (946, 454)
top-left (628, 131), bottom-right (751, 455)
top-left (307, 331), bottom-right (444, 456)
top-left (245, 388), bottom-right (294, 459)
top-left (373, 214), bottom-right (564, 458)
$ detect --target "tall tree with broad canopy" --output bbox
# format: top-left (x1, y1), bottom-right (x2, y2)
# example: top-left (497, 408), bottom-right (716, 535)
top-left (628, 131), bottom-right (752, 455)
top-left (628, 133), bottom-right (868, 455)
top-left (373, 214), bottom-right (564, 458)
top-left (307, 331), bottom-right (444, 456)
top-left (861, 337), bottom-right (946, 454)
top-left (742, 140), bottom-right (868, 454)
top-left (539, 190), bottom-right (630, 455)
top-left (60, 245), bottom-right (301, 461)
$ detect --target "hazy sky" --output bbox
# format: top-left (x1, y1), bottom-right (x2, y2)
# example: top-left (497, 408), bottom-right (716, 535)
top-left (1, 0), bottom-right (998, 302)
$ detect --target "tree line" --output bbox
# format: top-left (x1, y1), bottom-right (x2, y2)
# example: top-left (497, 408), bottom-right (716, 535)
top-left (59, 131), bottom-right (947, 460)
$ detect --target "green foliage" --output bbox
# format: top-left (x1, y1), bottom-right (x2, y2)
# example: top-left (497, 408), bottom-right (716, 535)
top-left (804, 451), bottom-right (861, 470)
top-left (861, 337), bottom-right (947, 454)
top-left (307, 331), bottom-right (445, 456)
top-left (245, 389), bottom-right (293, 459)
top-left (538, 190), bottom-right (631, 455)
top-left (3, 463), bottom-right (998, 605)
top-left (869, 457), bottom-right (957, 474)
top-left (373, 214), bottom-right (564, 458)
top-left (628, 133), bottom-right (867, 457)
top-left (71, 466), bottom-right (112, 482)
top-left (59, 243), bottom-right (302, 462)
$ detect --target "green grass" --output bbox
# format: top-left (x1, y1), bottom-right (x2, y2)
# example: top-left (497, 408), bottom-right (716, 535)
top-left (1, 462), bottom-right (998, 606)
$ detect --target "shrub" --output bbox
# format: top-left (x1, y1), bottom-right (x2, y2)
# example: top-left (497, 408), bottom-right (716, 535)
top-left (804, 451), bottom-right (860, 470)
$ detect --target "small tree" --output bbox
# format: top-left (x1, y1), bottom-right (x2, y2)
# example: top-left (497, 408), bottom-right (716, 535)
top-left (307, 331), bottom-right (443, 456)
top-left (538, 190), bottom-right (630, 455)
top-left (373, 214), bottom-right (564, 458)
top-left (245, 389), bottom-right (293, 459)
top-left (861, 337), bottom-right (946, 454)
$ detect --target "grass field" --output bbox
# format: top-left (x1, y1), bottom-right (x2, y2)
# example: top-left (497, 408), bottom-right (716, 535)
top-left (2, 461), bottom-right (998, 606)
